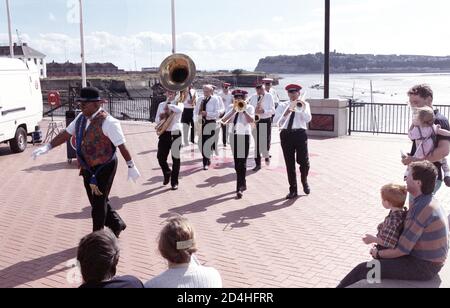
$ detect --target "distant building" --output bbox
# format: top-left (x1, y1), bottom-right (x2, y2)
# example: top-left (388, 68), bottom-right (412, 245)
top-left (0, 43), bottom-right (47, 78)
top-left (47, 62), bottom-right (124, 77)
top-left (141, 67), bottom-right (159, 73)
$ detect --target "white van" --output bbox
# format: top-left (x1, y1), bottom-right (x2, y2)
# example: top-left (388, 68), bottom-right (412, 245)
top-left (0, 58), bottom-right (43, 153)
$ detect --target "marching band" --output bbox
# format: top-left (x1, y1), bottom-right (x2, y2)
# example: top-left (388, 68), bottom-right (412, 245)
top-left (155, 77), bottom-right (312, 200)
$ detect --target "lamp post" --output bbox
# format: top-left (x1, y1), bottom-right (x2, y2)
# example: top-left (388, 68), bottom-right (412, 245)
top-left (6, 0), bottom-right (14, 58)
top-left (324, 0), bottom-right (330, 99)
top-left (79, 0), bottom-right (87, 87)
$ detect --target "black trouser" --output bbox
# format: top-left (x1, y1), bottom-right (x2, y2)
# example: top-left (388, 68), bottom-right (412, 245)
top-left (337, 256), bottom-right (443, 288)
top-left (200, 120), bottom-right (217, 167)
top-left (157, 131), bottom-right (182, 186)
top-left (280, 129), bottom-right (310, 194)
top-left (181, 108), bottom-right (195, 145)
top-left (231, 134), bottom-right (250, 192)
top-left (82, 157), bottom-right (125, 233)
top-left (221, 124), bottom-right (228, 146)
top-left (253, 118), bottom-right (272, 166)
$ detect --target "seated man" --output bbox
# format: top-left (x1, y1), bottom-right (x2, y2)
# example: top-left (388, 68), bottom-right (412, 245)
top-left (78, 229), bottom-right (144, 288)
top-left (338, 161), bottom-right (449, 288)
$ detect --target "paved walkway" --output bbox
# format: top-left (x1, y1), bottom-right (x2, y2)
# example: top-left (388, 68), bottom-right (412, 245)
top-left (0, 119), bottom-right (449, 288)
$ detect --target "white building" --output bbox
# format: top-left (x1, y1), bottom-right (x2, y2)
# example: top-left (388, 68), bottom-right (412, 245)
top-left (0, 43), bottom-right (47, 78)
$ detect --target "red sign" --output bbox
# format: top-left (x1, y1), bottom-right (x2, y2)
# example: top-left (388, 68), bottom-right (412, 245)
top-left (48, 91), bottom-right (61, 107)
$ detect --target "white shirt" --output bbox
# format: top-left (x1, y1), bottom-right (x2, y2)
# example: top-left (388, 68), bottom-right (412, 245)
top-left (194, 95), bottom-right (224, 122)
top-left (65, 108), bottom-right (126, 147)
top-left (269, 88), bottom-right (280, 104)
top-left (248, 92), bottom-right (276, 120)
top-left (227, 104), bottom-right (255, 135)
top-left (155, 100), bottom-right (185, 132)
top-left (182, 89), bottom-right (197, 109)
top-left (219, 91), bottom-right (233, 108)
top-left (144, 256), bottom-right (222, 289)
top-left (215, 94), bottom-right (226, 116)
top-left (273, 100), bottom-right (312, 130)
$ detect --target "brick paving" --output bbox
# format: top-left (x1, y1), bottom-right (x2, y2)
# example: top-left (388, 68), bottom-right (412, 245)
top-left (0, 118), bottom-right (449, 288)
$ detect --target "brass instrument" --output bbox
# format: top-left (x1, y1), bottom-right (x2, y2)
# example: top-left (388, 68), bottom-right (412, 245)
top-left (218, 99), bottom-right (247, 125)
top-left (159, 53), bottom-right (196, 92)
top-left (156, 53), bottom-right (196, 136)
top-left (254, 94), bottom-right (265, 123)
top-left (276, 92), bottom-right (307, 129)
top-left (156, 102), bottom-right (178, 136)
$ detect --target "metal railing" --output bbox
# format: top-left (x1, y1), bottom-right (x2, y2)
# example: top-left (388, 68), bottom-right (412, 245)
top-left (348, 101), bottom-right (450, 135)
top-left (43, 92), bottom-right (166, 123)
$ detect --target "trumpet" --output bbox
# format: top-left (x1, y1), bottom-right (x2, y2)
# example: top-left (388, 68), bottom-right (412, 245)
top-left (218, 99), bottom-right (247, 125)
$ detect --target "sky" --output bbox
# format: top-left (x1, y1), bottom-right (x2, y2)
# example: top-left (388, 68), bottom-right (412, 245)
top-left (1, 0), bottom-right (450, 71)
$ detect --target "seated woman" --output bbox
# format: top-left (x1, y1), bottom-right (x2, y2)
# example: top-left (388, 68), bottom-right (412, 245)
top-left (145, 216), bottom-right (222, 288)
top-left (78, 228), bottom-right (144, 288)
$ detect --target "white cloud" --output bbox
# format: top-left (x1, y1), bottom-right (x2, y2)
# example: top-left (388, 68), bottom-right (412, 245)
top-left (49, 13), bottom-right (56, 22)
top-left (272, 16), bottom-right (284, 23)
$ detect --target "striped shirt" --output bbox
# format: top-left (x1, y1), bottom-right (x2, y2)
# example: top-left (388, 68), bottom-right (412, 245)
top-left (376, 208), bottom-right (407, 249)
top-left (398, 194), bottom-right (449, 264)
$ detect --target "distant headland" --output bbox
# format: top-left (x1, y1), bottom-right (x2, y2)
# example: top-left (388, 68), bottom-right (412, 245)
top-left (255, 52), bottom-right (450, 74)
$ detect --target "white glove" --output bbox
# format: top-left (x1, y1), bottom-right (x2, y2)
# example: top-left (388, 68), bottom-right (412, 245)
top-left (127, 160), bottom-right (141, 183)
top-left (32, 144), bottom-right (52, 160)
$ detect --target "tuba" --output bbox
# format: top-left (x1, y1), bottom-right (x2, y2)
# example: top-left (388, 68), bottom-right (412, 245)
top-left (156, 54), bottom-right (196, 136)
top-left (159, 53), bottom-right (196, 92)
top-left (155, 103), bottom-right (177, 136)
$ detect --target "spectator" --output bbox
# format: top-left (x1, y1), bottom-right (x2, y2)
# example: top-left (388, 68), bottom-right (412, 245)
top-left (145, 216), bottom-right (222, 288)
top-left (78, 229), bottom-right (144, 288)
top-left (338, 161), bottom-right (449, 288)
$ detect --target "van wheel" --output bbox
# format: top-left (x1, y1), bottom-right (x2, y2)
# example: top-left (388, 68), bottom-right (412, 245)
top-left (10, 127), bottom-right (28, 153)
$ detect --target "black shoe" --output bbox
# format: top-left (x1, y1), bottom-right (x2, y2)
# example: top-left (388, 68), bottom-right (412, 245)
top-left (302, 182), bottom-right (311, 195)
top-left (265, 158), bottom-right (271, 165)
top-left (163, 172), bottom-right (172, 186)
top-left (113, 223), bottom-right (127, 238)
top-left (253, 165), bottom-right (262, 172)
top-left (445, 176), bottom-right (450, 187)
top-left (286, 192), bottom-right (299, 200)
top-left (203, 165), bottom-right (209, 171)
top-left (171, 185), bottom-right (178, 191)
top-left (236, 191), bottom-right (243, 199)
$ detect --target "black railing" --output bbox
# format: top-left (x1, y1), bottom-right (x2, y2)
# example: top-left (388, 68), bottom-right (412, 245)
top-left (348, 101), bottom-right (450, 135)
top-left (43, 93), bottom-right (166, 123)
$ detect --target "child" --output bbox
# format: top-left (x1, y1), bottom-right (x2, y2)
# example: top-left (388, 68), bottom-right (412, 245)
top-left (404, 106), bottom-right (450, 186)
top-left (362, 184), bottom-right (408, 250)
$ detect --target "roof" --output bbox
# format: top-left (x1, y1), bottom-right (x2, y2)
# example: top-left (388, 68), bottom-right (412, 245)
top-left (0, 58), bottom-right (29, 71)
top-left (0, 43), bottom-right (46, 59)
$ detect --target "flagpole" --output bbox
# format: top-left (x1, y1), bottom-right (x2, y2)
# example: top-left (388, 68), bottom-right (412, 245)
top-left (5, 0), bottom-right (14, 58)
top-left (79, 0), bottom-right (87, 87)
top-left (171, 0), bottom-right (176, 54)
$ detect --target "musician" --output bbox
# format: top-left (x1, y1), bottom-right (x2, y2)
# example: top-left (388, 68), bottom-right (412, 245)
top-left (273, 84), bottom-right (312, 200)
top-left (213, 85), bottom-right (225, 155)
top-left (248, 83), bottom-right (276, 171)
top-left (263, 78), bottom-right (281, 109)
top-left (32, 87), bottom-right (140, 237)
top-left (194, 85), bottom-right (224, 170)
top-left (155, 90), bottom-right (185, 190)
top-left (227, 90), bottom-right (255, 199)
top-left (181, 87), bottom-right (197, 146)
top-left (219, 83), bottom-right (234, 147)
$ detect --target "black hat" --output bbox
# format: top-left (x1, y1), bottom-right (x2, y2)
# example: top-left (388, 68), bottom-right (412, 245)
top-left (77, 87), bottom-right (102, 102)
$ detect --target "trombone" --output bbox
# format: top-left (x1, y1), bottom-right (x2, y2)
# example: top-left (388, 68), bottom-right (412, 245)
top-left (218, 99), bottom-right (247, 125)
top-left (276, 92), bottom-right (307, 129)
